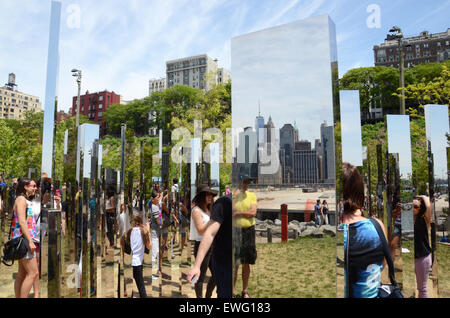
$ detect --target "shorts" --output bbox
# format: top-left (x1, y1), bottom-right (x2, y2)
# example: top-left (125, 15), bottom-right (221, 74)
top-left (21, 251), bottom-right (36, 260)
top-left (234, 225), bottom-right (257, 265)
top-left (161, 227), bottom-right (169, 238)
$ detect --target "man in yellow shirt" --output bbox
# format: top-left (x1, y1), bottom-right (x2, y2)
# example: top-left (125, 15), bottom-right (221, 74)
top-left (233, 176), bottom-right (257, 298)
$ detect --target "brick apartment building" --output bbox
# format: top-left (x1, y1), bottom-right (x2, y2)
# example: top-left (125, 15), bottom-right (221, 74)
top-left (374, 28), bottom-right (450, 68)
top-left (71, 90), bottom-right (120, 137)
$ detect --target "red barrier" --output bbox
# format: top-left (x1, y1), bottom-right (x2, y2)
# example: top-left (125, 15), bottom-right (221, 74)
top-left (304, 199), bottom-right (315, 222)
top-left (281, 204), bottom-right (288, 242)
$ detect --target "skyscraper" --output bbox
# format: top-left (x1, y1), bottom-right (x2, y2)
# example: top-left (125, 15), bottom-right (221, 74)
top-left (320, 121), bottom-right (335, 183)
top-left (258, 116), bottom-right (282, 185)
top-left (280, 124), bottom-right (296, 184)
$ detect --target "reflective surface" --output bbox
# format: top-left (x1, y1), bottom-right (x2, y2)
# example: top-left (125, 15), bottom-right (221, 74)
top-left (386, 115), bottom-right (414, 297)
top-left (424, 104), bottom-right (449, 297)
top-left (231, 15), bottom-right (339, 297)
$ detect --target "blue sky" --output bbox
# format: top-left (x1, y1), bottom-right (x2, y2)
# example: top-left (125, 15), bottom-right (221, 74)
top-left (0, 0), bottom-right (449, 113)
top-left (340, 90), bottom-right (363, 166)
top-left (232, 15), bottom-right (335, 144)
top-left (387, 115), bottom-right (413, 180)
top-left (425, 105), bottom-right (449, 180)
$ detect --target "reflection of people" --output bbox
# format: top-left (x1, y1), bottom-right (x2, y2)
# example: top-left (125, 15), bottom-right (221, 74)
top-left (189, 184), bottom-right (217, 298)
top-left (321, 200), bottom-right (329, 225)
top-left (187, 194), bottom-right (232, 298)
top-left (233, 177), bottom-right (257, 298)
top-left (338, 198), bottom-right (344, 223)
top-left (389, 201), bottom-right (402, 264)
top-left (105, 188), bottom-right (116, 249)
top-left (342, 163), bottom-right (387, 298)
top-left (314, 199), bottom-right (322, 226)
top-left (149, 191), bottom-right (162, 278)
top-left (30, 181), bottom-right (41, 298)
top-left (179, 197), bottom-right (189, 258)
top-left (125, 214), bottom-right (151, 298)
top-left (12, 178), bottom-right (39, 298)
top-left (413, 196), bottom-right (432, 298)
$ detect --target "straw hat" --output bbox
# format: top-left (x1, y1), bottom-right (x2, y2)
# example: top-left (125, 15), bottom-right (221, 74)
top-left (193, 184), bottom-right (218, 203)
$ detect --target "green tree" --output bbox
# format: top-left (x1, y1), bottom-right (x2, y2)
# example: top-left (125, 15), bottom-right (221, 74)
top-left (398, 64), bottom-right (450, 118)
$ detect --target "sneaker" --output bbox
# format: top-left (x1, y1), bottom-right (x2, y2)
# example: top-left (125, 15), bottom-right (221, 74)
top-left (152, 275), bottom-right (159, 281)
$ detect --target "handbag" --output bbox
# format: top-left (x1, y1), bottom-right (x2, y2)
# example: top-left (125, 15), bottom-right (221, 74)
top-left (2, 213), bottom-right (31, 266)
top-left (368, 218), bottom-right (404, 298)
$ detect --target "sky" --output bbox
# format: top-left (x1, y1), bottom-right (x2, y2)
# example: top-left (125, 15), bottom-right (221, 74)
top-left (340, 90), bottom-right (363, 166)
top-left (387, 115), bottom-right (413, 180)
top-left (425, 105), bottom-right (449, 180)
top-left (1, 0), bottom-right (449, 116)
top-left (232, 14), bottom-right (335, 144)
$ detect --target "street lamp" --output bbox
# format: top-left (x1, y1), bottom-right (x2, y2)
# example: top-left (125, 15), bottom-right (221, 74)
top-left (388, 26), bottom-right (406, 115)
top-left (72, 69), bottom-right (82, 127)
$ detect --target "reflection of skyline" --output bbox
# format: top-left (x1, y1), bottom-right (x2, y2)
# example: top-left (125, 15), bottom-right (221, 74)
top-left (425, 105), bottom-right (449, 180)
top-left (232, 15), bottom-right (335, 144)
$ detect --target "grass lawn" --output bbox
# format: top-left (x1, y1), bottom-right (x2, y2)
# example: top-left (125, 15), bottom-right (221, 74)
top-left (234, 235), bottom-right (336, 298)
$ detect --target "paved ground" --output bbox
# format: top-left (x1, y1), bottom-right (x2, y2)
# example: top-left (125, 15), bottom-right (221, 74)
top-left (253, 188), bottom-right (336, 211)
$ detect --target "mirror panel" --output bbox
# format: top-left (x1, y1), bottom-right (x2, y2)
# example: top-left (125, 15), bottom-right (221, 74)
top-left (231, 15), bottom-right (339, 297)
top-left (424, 104), bottom-right (449, 298)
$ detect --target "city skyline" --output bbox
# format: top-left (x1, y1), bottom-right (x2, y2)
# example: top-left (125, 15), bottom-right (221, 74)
top-left (1, 0), bottom-right (449, 114)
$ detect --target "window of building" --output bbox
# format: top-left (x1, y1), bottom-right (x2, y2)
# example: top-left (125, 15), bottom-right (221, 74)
top-left (423, 43), bottom-right (429, 48)
top-left (9, 114), bottom-right (14, 118)
top-left (11, 93), bottom-right (15, 97)
top-left (99, 95), bottom-right (103, 101)
top-left (417, 52), bottom-right (421, 58)
top-left (11, 99), bottom-right (16, 103)
top-left (3, 114), bottom-right (7, 117)
top-left (10, 108), bottom-right (14, 112)
top-left (446, 41), bottom-right (449, 46)
top-left (98, 112), bottom-right (103, 117)
top-left (81, 107), bottom-right (84, 112)
top-left (424, 51), bottom-right (430, 57)
top-left (437, 42), bottom-right (441, 46)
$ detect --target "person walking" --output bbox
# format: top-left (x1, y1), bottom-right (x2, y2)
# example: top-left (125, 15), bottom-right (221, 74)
top-left (413, 195), bottom-right (432, 298)
top-left (149, 190), bottom-right (162, 279)
top-left (314, 199), bottom-right (322, 227)
top-left (342, 163), bottom-right (388, 298)
top-left (322, 200), bottom-right (329, 225)
top-left (233, 177), bottom-right (257, 298)
top-left (11, 178), bottom-right (39, 298)
top-left (125, 213), bottom-right (151, 298)
top-left (187, 194), bottom-right (232, 298)
top-left (189, 184), bottom-right (217, 298)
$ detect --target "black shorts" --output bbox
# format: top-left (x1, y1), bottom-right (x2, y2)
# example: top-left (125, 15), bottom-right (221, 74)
top-left (235, 225), bottom-right (257, 265)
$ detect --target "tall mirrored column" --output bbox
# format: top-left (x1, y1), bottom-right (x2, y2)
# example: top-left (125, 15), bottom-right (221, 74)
top-left (386, 115), bottom-right (415, 297)
top-left (424, 104), bottom-right (449, 297)
top-left (231, 15), bottom-right (339, 297)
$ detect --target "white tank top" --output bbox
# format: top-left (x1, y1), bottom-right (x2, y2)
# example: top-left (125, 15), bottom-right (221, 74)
top-left (189, 206), bottom-right (210, 242)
